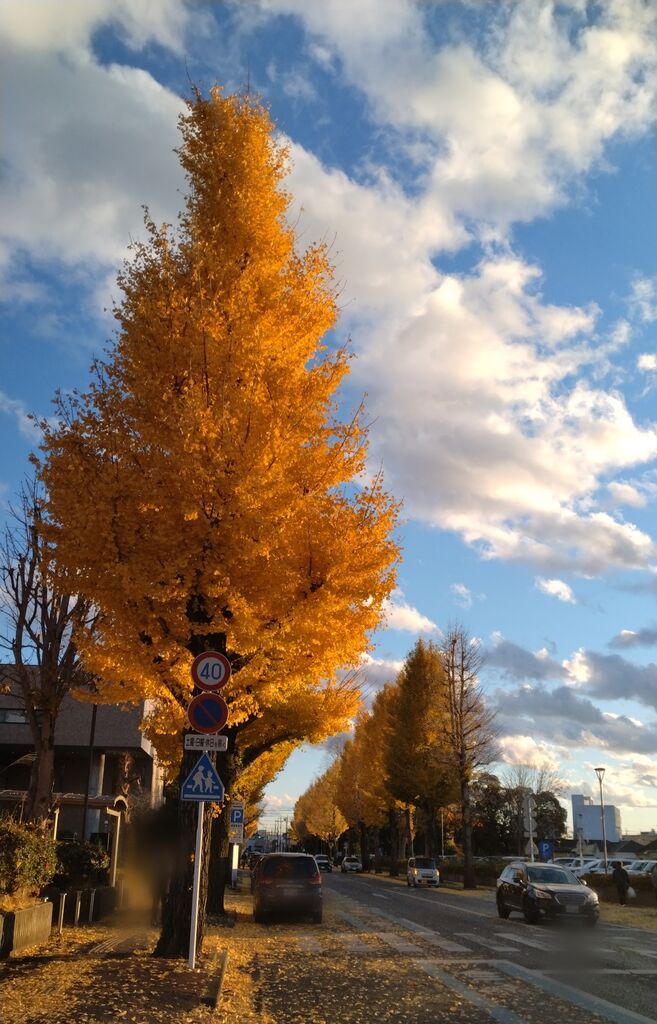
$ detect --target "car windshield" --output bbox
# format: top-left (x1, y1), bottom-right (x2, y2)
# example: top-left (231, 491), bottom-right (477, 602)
top-left (345, 857), bottom-right (358, 862)
top-left (415, 858), bottom-right (436, 869)
top-left (527, 866), bottom-right (578, 884)
top-left (262, 857), bottom-right (317, 880)
top-left (315, 856), bottom-right (328, 862)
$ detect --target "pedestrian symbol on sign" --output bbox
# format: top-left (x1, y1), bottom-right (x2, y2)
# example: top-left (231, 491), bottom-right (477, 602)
top-left (182, 752), bottom-right (225, 802)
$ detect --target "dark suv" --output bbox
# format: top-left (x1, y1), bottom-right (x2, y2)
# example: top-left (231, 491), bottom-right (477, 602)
top-left (497, 861), bottom-right (599, 926)
top-left (252, 853), bottom-right (322, 924)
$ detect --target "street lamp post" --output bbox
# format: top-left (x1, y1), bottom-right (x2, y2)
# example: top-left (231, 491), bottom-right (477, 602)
top-left (594, 767), bottom-right (608, 874)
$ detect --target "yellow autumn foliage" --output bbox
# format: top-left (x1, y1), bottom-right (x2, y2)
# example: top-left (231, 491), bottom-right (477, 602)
top-left (38, 88), bottom-right (399, 766)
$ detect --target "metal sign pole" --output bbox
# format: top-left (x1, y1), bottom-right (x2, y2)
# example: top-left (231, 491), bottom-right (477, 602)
top-left (188, 803), bottom-right (204, 969)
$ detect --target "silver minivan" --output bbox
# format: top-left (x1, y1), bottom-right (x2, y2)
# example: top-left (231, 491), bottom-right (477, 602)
top-left (407, 856), bottom-right (440, 887)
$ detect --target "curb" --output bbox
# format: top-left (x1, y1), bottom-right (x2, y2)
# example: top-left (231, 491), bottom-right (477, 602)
top-left (201, 948), bottom-right (229, 1009)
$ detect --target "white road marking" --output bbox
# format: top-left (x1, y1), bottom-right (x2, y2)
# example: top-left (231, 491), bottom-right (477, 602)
top-left (419, 961), bottom-right (530, 1024)
top-left (375, 931), bottom-right (421, 955)
top-left (363, 907), bottom-right (472, 952)
top-left (371, 893), bottom-right (389, 900)
top-left (494, 931), bottom-right (553, 951)
top-left (497, 961), bottom-right (657, 1024)
top-left (339, 933), bottom-right (371, 954)
top-left (297, 936), bottom-right (323, 954)
top-left (402, 890), bottom-right (491, 919)
top-left (456, 932), bottom-right (519, 954)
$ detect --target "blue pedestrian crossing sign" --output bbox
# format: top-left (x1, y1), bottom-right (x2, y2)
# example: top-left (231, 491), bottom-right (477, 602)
top-left (182, 752), bottom-right (225, 803)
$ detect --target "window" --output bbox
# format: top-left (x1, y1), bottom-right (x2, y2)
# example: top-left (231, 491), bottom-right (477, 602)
top-left (0, 708), bottom-right (28, 724)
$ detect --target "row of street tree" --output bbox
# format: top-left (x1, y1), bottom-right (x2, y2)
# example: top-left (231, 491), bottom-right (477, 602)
top-left (294, 632), bottom-right (498, 888)
top-left (293, 638), bottom-right (568, 882)
top-left (1, 88), bottom-right (400, 957)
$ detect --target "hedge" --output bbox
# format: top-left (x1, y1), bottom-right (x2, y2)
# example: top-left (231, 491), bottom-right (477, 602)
top-left (0, 816), bottom-right (58, 896)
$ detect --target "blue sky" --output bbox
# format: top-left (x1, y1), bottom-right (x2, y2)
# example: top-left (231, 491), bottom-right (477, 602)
top-left (1, 1), bottom-right (656, 835)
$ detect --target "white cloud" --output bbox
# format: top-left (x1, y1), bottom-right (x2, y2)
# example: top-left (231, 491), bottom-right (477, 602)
top-left (630, 276), bottom-right (657, 324)
top-left (0, 1), bottom-right (186, 283)
top-left (535, 577), bottom-right (576, 604)
top-left (381, 591), bottom-right (438, 634)
top-left (498, 735), bottom-right (561, 772)
top-left (607, 481), bottom-right (647, 508)
top-left (0, 391), bottom-right (42, 441)
top-left (563, 648), bottom-right (591, 684)
top-left (638, 353), bottom-right (657, 372)
top-left (451, 583), bottom-right (473, 609)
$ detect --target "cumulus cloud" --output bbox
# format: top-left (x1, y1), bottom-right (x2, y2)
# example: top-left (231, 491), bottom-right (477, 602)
top-left (566, 650), bottom-right (657, 710)
top-left (0, 391), bottom-right (42, 441)
top-left (498, 735), bottom-right (561, 771)
top-left (630, 276), bottom-right (657, 324)
top-left (493, 683), bottom-right (657, 756)
top-left (381, 592), bottom-right (438, 634)
top-left (485, 638), bottom-right (566, 682)
top-left (0, 1), bottom-right (186, 283)
top-left (535, 577), bottom-right (576, 604)
top-left (451, 583), bottom-right (473, 609)
top-left (3, 0), bottom-right (657, 581)
top-left (638, 354), bottom-right (657, 372)
top-left (609, 626), bottom-right (657, 649)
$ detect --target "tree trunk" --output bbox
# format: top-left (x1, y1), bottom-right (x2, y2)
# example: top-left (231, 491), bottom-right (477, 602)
top-left (154, 748), bottom-right (213, 958)
top-left (388, 807), bottom-right (399, 876)
top-left (461, 776), bottom-right (476, 889)
top-left (405, 806), bottom-right (414, 859)
top-left (427, 805), bottom-right (437, 859)
top-left (206, 743), bottom-right (238, 915)
top-left (358, 820), bottom-right (368, 869)
top-left (25, 715), bottom-right (55, 822)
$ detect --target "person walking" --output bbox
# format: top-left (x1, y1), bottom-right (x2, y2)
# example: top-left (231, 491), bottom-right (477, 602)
top-left (651, 863), bottom-right (657, 904)
top-left (612, 860), bottom-right (630, 905)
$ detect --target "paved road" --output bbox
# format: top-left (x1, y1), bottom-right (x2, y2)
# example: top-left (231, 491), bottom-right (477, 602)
top-left (322, 871), bottom-right (657, 1023)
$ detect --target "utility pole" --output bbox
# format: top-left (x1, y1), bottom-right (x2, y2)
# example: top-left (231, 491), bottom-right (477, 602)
top-left (594, 767), bottom-right (608, 874)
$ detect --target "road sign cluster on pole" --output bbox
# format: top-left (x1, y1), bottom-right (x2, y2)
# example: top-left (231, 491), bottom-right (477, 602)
top-left (183, 650), bottom-right (231, 969)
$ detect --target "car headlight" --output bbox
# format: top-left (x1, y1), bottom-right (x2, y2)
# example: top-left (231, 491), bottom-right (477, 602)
top-left (586, 891), bottom-right (599, 904)
top-left (527, 886), bottom-right (552, 901)
top-left (413, 868), bottom-right (418, 874)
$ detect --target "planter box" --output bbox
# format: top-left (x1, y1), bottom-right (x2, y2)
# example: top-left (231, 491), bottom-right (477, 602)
top-left (0, 901), bottom-right (53, 958)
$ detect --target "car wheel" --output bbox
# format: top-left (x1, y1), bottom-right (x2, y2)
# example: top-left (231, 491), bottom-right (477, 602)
top-left (407, 878), bottom-right (411, 887)
top-left (496, 896), bottom-right (511, 919)
top-left (522, 899), bottom-right (540, 925)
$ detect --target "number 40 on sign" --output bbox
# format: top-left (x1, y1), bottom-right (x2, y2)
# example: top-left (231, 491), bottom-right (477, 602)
top-left (191, 651), bottom-right (231, 691)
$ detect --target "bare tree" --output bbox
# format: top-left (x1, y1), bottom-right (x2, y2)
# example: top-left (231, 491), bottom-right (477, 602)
top-left (441, 625), bottom-right (498, 889)
top-left (0, 480), bottom-right (94, 821)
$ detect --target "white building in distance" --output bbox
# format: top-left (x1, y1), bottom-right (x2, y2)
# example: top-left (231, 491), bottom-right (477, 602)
top-left (572, 794), bottom-right (622, 843)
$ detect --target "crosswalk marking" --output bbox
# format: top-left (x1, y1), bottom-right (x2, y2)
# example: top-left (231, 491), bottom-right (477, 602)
top-left (340, 934), bottom-right (371, 954)
top-left (375, 931), bottom-right (421, 954)
top-left (456, 932), bottom-right (519, 953)
top-left (297, 936), bottom-right (323, 954)
top-left (419, 961), bottom-right (530, 1024)
top-left (494, 931), bottom-right (553, 951)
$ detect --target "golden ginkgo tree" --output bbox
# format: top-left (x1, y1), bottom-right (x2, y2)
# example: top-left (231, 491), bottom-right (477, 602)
top-left (37, 87), bottom-right (398, 957)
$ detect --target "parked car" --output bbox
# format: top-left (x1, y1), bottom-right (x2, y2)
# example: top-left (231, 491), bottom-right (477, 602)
top-left (570, 858), bottom-right (603, 877)
top-left (496, 861), bottom-right (599, 926)
top-left (314, 854), bottom-right (333, 873)
top-left (407, 857), bottom-right (440, 887)
top-left (341, 856), bottom-right (362, 873)
top-left (628, 859), bottom-right (657, 875)
top-left (252, 853), bottom-right (322, 924)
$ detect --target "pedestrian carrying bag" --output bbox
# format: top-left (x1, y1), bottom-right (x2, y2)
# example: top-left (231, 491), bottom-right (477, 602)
top-left (627, 886), bottom-right (636, 900)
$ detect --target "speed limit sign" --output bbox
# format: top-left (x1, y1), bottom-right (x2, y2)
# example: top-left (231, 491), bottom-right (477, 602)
top-left (191, 651), bottom-right (232, 691)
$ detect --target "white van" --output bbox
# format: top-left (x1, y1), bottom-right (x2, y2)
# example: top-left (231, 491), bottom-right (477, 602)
top-left (407, 857), bottom-right (440, 887)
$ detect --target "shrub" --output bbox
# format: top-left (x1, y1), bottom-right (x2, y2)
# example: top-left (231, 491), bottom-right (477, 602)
top-left (55, 839), bottom-right (110, 884)
top-left (0, 816), bottom-right (58, 896)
